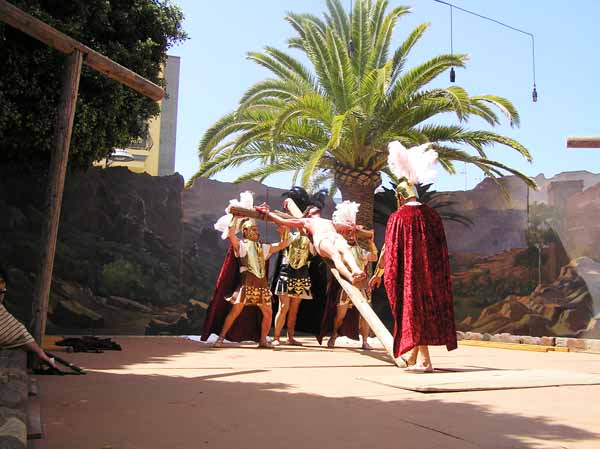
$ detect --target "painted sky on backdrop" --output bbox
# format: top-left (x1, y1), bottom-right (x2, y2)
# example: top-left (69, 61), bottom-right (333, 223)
top-left (168, 0), bottom-right (600, 192)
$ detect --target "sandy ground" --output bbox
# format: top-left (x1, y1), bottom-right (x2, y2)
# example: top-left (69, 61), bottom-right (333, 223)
top-left (35, 336), bottom-right (600, 449)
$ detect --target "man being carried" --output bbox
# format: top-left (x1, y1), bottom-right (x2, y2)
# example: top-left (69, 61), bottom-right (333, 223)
top-left (255, 201), bottom-right (369, 285)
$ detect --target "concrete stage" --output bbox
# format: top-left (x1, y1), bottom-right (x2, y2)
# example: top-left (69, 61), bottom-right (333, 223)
top-left (36, 336), bottom-right (600, 449)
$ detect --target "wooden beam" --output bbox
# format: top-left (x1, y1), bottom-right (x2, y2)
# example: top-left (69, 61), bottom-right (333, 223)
top-left (0, 0), bottom-right (164, 101)
top-left (30, 50), bottom-right (83, 344)
top-left (327, 263), bottom-right (406, 367)
top-left (228, 205), bottom-right (375, 240)
top-left (566, 136), bottom-right (600, 148)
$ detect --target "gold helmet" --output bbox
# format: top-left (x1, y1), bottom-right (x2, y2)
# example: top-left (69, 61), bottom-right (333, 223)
top-left (387, 141), bottom-right (438, 201)
top-left (395, 178), bottom-right (419, 200)
top-left (241, 218), bottom-right (257, 231)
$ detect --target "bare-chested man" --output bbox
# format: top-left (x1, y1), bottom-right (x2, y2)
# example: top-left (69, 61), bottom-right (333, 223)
top-left (255, 201), bottom-right (368, 285)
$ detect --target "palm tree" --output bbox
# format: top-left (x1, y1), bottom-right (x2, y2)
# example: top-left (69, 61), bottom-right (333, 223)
top-left (190, 0), bottom-right (536, 227)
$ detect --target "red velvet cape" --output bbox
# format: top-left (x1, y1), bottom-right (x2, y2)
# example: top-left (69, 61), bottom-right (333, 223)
top-left (383, 204), bottom-right (457, 357)
top-left (317, 278), bottom-right (360, 344)
top-left (200, 246), bottom-right (264, 342)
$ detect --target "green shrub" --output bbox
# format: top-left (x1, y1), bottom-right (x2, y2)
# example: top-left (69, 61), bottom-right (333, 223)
top-left (99, 258), bottom-right (146, 300)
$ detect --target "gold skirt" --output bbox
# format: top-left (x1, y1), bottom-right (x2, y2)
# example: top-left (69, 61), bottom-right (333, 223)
top-left (227, 272), bottom-right (272, 306)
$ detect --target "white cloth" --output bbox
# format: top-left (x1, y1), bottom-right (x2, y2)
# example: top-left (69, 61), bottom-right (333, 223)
top-left (313, 231), bottom-right (345, 254)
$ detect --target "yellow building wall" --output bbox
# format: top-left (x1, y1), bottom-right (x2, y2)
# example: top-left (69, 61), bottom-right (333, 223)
top-left (94, 111), bottom-right (162, 176)
top-left (94, 54), bottom-right (179, 176)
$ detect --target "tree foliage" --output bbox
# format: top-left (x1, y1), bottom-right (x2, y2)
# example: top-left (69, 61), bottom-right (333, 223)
top-left (0, 0), bottom-right (187, 170)
top-left (190, 0), bottom-right (536, 225)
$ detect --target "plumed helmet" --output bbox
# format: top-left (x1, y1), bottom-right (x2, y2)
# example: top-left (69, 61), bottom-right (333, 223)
top-left (309, 189), bottom-right (328, 210)
top-left (281, 186), bottom-right (311, 212)
top-left (387, 141), bottom-right (438, 200)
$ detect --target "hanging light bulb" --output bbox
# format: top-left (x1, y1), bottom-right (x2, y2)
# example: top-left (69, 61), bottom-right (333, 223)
top-left (532, 84), bottom-right (538, 102)
top-left (449, 5), bottom-right (455, 83)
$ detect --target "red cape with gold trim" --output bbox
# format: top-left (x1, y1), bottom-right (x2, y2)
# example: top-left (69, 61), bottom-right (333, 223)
top-left (383, 204), bottom-right (457, 357)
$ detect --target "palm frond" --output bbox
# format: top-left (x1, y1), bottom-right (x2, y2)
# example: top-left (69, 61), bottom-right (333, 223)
top-left (472, 95), bottom-right (520, 127)
top-left (389, 22), bottom-right (429, 84)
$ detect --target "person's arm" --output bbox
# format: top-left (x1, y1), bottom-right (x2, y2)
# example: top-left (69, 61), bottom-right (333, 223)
top-left (369, 244), bottom-right (385, 289)
top-left (333, 221), bottom-right (354, 233)
top-left (365, 236), bottom-right (379, 262)
top-left (268, 226), bottom-right (291, 257)
top-left (256, 205), bottom-right (304, 228)
top-left (227, 223), bottom-right (241, 255)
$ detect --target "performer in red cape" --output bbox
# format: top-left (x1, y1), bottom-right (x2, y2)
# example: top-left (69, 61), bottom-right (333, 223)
top-left (201, 245), bottom-right (262, 343)
top-left (202, 192), bottom-right (289, 348)
top-left (370, 141), bottom-right (457, 373)
top-left (318, 201), bottom-right (377, 350)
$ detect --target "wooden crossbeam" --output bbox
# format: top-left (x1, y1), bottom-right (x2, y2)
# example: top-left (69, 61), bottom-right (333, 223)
top-left (566, 137), bottom-right (600, 148)
top-left (0, 0), bottom-right (164, 101)
top-left (228, 206), bottom-right (374, 240)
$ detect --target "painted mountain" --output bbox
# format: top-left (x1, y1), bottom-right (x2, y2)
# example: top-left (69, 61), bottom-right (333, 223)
top-left (1, 163), bottom-right (598, 338)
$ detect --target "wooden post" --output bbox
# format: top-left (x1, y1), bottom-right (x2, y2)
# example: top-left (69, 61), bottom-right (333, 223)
top-left (30, 50), bottom-right (83, 344)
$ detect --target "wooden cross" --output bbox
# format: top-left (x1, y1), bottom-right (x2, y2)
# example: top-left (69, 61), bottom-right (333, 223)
top-left (231, 202), bottom-right (405, 367)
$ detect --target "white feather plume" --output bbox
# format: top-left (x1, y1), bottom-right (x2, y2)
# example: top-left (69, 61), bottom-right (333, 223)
top-left (332, 200), bottom-right (360, 225)
top-left (213, 191), bottom-right (255, 240)
top-left (387, 141), bottom-right (438, 184)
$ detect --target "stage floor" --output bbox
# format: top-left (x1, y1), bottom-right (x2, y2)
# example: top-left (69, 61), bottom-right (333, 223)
top-left (36, 336), bottom-right (600, 449)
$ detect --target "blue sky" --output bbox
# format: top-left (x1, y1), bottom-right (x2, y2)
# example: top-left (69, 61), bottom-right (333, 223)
top-left (169, 0), bottom-right (600, 192)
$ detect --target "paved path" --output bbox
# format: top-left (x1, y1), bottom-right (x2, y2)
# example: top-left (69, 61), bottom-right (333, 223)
top-left (36, 337), bottom-right (600, 449)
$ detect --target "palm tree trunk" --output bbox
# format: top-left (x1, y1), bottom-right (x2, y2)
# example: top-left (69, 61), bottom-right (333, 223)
top-left (335, 165), bottom-right (381, 228)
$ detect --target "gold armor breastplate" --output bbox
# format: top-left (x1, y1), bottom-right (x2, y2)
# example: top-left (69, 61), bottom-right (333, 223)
top-left (287, 233), bottom-right (310, 269)
top-left (240, 240), bottom-right (266, 278)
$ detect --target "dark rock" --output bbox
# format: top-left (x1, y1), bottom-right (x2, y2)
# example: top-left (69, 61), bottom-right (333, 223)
top-left (107, 296), bottom-right (152, 313)
top-left (50, 300), bottom-right (104, 329)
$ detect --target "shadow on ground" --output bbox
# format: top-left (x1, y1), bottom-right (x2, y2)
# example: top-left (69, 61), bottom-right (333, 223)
top-left (36, 338), bottom-right (599, 449)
